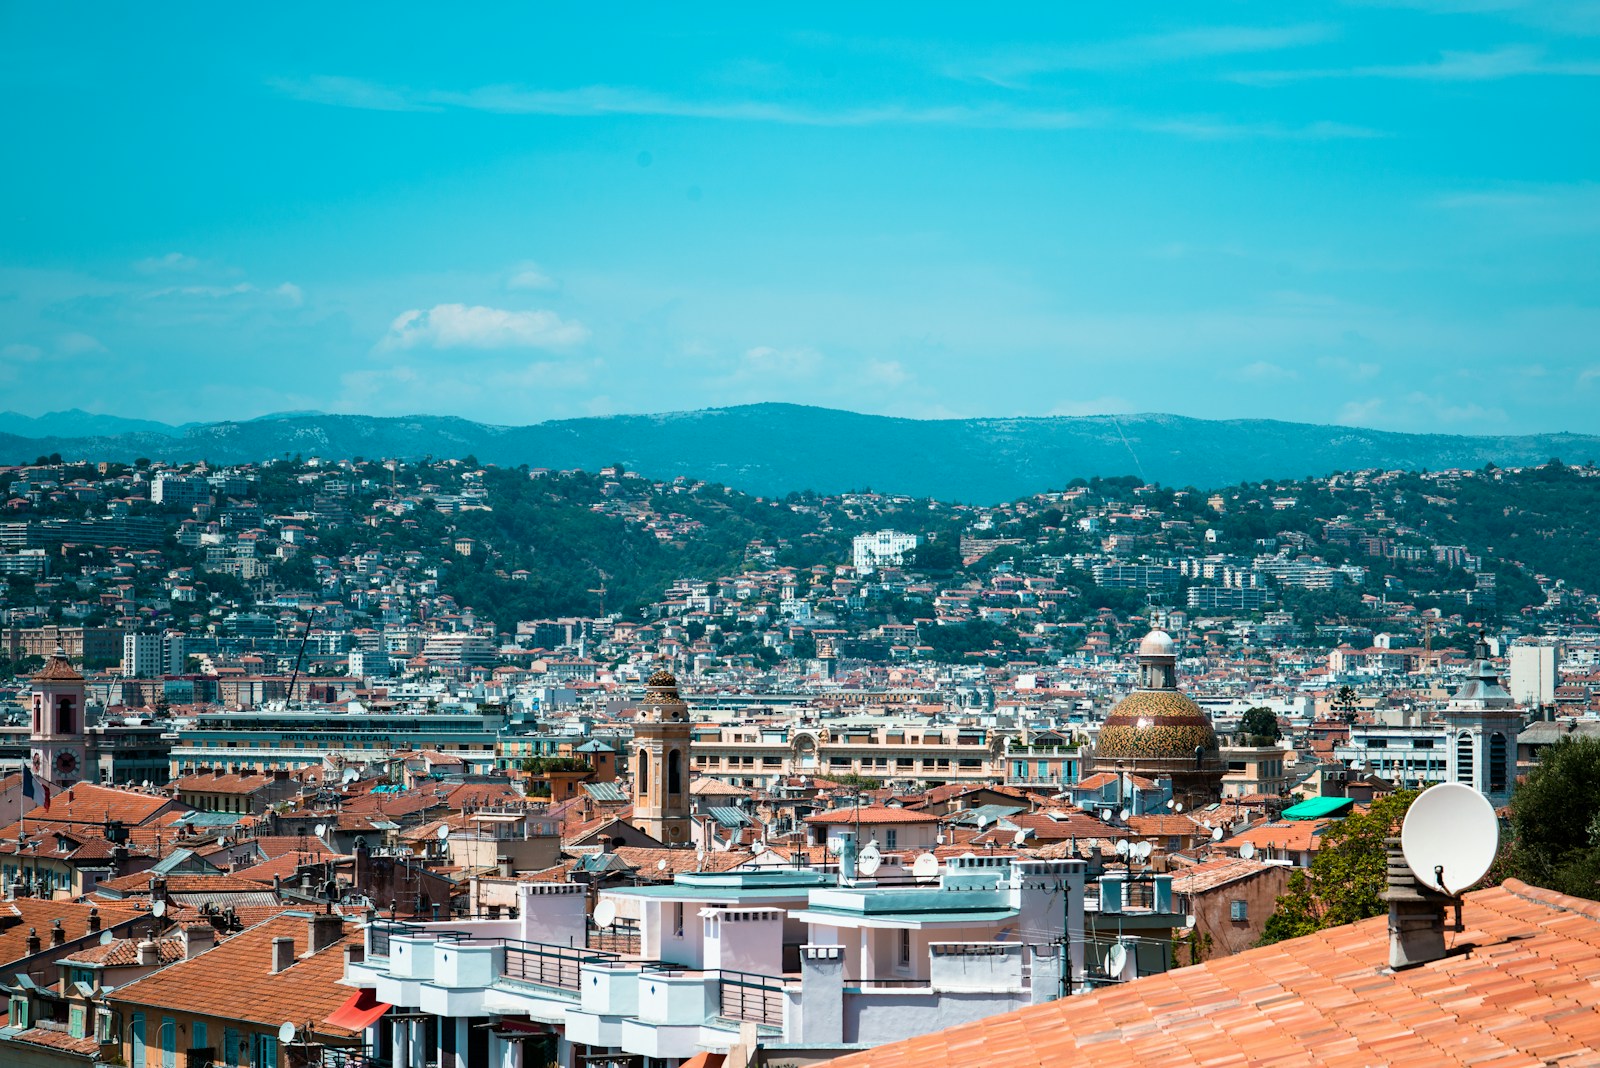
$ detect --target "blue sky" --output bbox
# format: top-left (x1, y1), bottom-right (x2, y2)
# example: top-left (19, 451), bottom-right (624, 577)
top-left (2, 3), bottom-right (1597, 434)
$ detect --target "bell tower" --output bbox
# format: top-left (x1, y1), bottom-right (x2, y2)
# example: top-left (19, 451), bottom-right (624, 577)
top-left (631, 669), bottom-right (692, 845)
top-left (31, 647), bottom-right (88, 790)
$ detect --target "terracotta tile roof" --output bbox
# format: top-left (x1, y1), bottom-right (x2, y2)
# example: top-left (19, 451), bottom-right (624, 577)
top-left (806, 805), bottom-right (941, 826)
top-left (1073, 771), bottom-right (1157, 791)
top-left (828, 878), bottom-right (1600, 1068)
top-left (98, 872), bottom-right (274, 894)
top-left (173, 771), bottom-right (284, 795)
top-left (0, 899), bottom-right (143, 966)
top-left (611, 846), bottom-right (753, 879)
top-left (1125, 814), bottom-right (1206, 837)
top-left (12, 1026), bottom-right (100, 1055)
top-left (0, 783), bottom-right (181, 834)
top-left (60, 934), bottom-right (186, 967)
top-left (1167, 857), bottom-right (1281, 895)
top-left (1222, 820), bottom-right (1332, 854)
top-left (111, 913), bottom-right (360, 1039)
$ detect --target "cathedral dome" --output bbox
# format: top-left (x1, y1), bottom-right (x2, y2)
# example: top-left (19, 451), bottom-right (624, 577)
top-left (1139, 629), bottom-right (1176, 659)
top-left (1096, 689), bottom-right (1219, 760)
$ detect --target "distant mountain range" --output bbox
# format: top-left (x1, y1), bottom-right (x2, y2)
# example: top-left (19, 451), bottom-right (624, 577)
top-left (3, 404), bottom-right (1598, 501)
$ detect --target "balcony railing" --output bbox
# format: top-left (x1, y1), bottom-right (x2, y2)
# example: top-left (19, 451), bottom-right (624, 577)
top-left (716, 970), bottom-right (786, 1028)
top-left (500, 939), bottom-right (615, 992)
top-left (586, 918), bottom-right (641, 956)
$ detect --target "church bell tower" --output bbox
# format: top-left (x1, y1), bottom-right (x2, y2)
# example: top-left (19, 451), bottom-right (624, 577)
top-left (31, 647), bottom-right (89, 790)
top-left (631, 669), bottom-right (692, 845)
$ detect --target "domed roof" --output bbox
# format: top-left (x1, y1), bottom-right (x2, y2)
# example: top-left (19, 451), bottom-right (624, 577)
top-left (1138, 629), bottom-right (1176, 658)
top-left (1097, 689), bottom-right (1219, 760)
top-left (32, 647), bottom-right (83, 683)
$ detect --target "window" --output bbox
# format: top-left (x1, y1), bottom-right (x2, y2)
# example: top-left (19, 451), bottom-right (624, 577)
top-left (673, 901), bottom-right (685, 936)
top-left (668, 749), bottom-right (682, 795)
top-left (1456, 732), bottom-right (1475, 784)
top-left (898, 928), bottom-right (911, 966)
top-left (885, 829), bottom-right (898, 849)
top-left (1489, 732), bottom-right (1508, 792)
top-left (1230, 899), bottom-right (1248, 921)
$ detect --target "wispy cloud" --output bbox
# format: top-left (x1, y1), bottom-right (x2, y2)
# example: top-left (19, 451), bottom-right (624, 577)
top-left (1235, 44), bottom-right (1600, 84)
top-left (506, 262), bottom-right (556, 292)
top-left (133, 251), bottom-right (201, 274)
top-left (270, 75), bottom-right (1379, 140)
top-left (949, 24), bottom-right (1338, 84)
top-left (379, 303), bottom-right (588, 351)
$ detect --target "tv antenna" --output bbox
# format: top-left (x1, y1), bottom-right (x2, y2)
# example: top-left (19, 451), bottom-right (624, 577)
top-left (1401, 782), bottom-right (1498, 895)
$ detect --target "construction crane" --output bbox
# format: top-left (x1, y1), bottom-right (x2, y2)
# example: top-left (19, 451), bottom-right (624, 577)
top-left (588, 568), bottom-right (610, 616)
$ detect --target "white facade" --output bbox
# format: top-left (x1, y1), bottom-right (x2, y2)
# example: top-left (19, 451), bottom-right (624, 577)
top-left (1509, 643), bottom-right (1558, 707)
top-left (852, 529), bottom-right (920, 575)
top-left (121, 630), bottom-right (185, 678)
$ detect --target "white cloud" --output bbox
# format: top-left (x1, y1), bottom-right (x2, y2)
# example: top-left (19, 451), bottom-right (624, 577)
top-left (1337, 398), bottom-right (1385, 424)
top-left (379, 303), bottom-right (589, 351)
top-left (949, 24), bottom-right (1338, 83)
top-left (506, 262), bottom-right (556, 291)
top-left (1236, 360), bottom-right (1298, 382)
top-left (275, 282), bottom-right (304, 306)
top-left (133, 252), bottom-right (200, 274)
top-left (56, 332), bottom-right (107, 355)
top-left (2, 343), bottom-right (43, 361)
top-left (863, 359), bottom-right (911, 387)
top-left (1235, 45), bottom-right (1600, 84)
top-left (738, 345), bottom-right (824, 379)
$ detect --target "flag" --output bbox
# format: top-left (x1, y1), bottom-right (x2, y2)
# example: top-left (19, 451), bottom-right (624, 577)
top-left (21, 767), bottom-right (51, 811)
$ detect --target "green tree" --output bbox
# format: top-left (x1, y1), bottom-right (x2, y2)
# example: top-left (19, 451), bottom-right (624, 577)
top-left (1505, 736), bottom-right (1600, 899)
top-left (1240, 706), bottom-right (1282, 744)
top-left (1259, 789), bottom-right (1418, 945)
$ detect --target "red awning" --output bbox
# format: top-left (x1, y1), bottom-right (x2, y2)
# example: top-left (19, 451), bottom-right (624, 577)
top-left (489, 1018), bottom-right (553, 1039)
top-left (325, 989), bottom-right (392, 1031)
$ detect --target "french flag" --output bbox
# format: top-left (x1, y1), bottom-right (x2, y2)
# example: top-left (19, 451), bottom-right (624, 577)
top-left (22, 767), bottom-right (50, 811)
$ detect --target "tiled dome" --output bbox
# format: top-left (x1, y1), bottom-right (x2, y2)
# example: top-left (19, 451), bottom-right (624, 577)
top-left (1097, 689), bottom-right (1219, 760)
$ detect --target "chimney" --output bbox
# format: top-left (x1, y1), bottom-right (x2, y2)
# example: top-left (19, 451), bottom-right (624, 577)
top-left (88, 907), bottom-right (101, 933)
top-left (25, 927), bottom-right (40, 955)
top-left (307, 913), bottom-right (344, 954)
top-left (1381, 837), bottom-right (1455, 969)
top-left (344, 942), bottom-right (365, 967)
top-left (137, 939), bottom-right (159, 967)
top-left (181, 923), bottom-right (214, 959)
top-left (498, 855), bottom-right (513, 877)
top-left (50, 918), bottom-right (65, 946)
top-left (271, 935), bottom-right (296, 974)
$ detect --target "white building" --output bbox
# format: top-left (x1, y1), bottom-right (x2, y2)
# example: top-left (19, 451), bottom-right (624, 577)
top-left (852, 530), bottom-right (920, 575)
top-left (1508, 643), bottom-right (1558, 708)
top-left (1443, 639), bottom-right (1523, 808)
top-left (121, 630), bottom-right (185, 678)
top-left (149, 472), bottom-right (211, 508)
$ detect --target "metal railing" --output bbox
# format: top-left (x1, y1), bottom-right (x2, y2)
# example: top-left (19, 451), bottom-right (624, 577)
top-left (716, 970), bottom-right (786, 1028)
top-left (499, 939), bottom-right (616, 991)
top-left (586, 918), bottom-right (641, 956)
top-left (844, 977), bottom-right (932, 990)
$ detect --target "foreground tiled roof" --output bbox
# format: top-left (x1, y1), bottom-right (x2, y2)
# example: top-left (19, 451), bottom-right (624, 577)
top-left (825, 879), bottom-right (1600, 1068)
top-left (112, 913), bottom-right (360, 1039)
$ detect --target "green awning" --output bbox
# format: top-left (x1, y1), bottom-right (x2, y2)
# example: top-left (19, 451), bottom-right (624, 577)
top-left (1281, 797), bottom-right (1354, 820)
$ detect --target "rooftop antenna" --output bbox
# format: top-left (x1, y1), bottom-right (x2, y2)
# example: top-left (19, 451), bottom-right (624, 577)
top-left (1115, 839), bottom-right (1130, 857)
top-left (278, 1022), bottom-right (297, 1046)
top-left (314, 823), bottom-right (327, 838)
top-left (1211, 826), bottom-right (1224, 842)
top-left (1401, 782), bottom-right (1498, 896)
top-left (151, 900), bottom-right (167, 918)
top-left (912, 853), bottom-right (939, 881)
top-left (1239, 841), bottom-right (1257, 860)
top-left (1105, 942), bottom-right (1129, 977)
top-left (1013, 828), bottom-right (1028, 847)
top-left (592, 900), bottom-right (617, 929)
top-left (857, 843), bottom-right (882, 877)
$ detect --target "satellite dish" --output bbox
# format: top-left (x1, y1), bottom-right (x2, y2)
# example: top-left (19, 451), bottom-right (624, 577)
top-left (857, 845), bottom-right (882, 876)
top-left (975, 815), bottom-right (990, 831)
top-left (278, 1022), bottom-right (297, 1045)
top-left (1174, 802), bottom-right (1184, 813)
top-left (436, 824), bottom-right (451, 841)
top-left (1184, 914), bottom-right (1197, 928)
top-left (656, 859), bottom-right (669, 871)
top-left (959, 851), bottom-right (978, 861)
top-left (1401, 782), bottom-right (1499, 895)
top-left (341, 767), bottom-right (360, 784)
top-left (314, 824), bottom-right (327, 838)
top-left (593, 900), bottom-right (617, 929)
top-left (1211, 826), bottom-right (1224, 842)
top-left (99, 930), bottom-right (114, 945)
top-left (1118, 807), bottom-right (1131, 822)
top-left (1106, 943), bottom-right (1128, 976)
top-left (1167, 798), bottom-right (1176, 811)
top-left (1239, 841), bottom-right (1257, 860)
top-left (1202, 820), bottom-right (1212, 829)
top-left (912, 853), bottom-right (939, 880)
top-left (1013, 828), bottom-right (1028, 846)
top-left (751, 840), bottom-right (766, 855)
top-left (151, 900), bottom-right (167, 918)
top-left (1136, 841), bottom-right (1153, 860)
top-left (1115, 839), bottom-right (1130, 856)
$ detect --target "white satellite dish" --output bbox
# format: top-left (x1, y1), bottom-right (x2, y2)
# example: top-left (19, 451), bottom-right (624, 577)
top-left (975, 814), bottom-right (990, 831)
top-left (1174, 802), bottom-right (1184, 813)
top-left (1115, 839), bottom-right (1130, 856)
top-left (1013, 828), bottom-right (1028, 846)
top-left (99, 930), bottom-right (114, 945)
top-left (1136, 841), bottom-right (1153, 860)
top-left (1184, 913), bottom-right (1197, 928)
top-left (151, 900), bottom-right (167, 918)
top-left (342, 767), bottom-right (360, 785)
top-left (1167, 798), bottom-right (1176, 811)
top-left (858, 845), bottom-right (882, 876)
top-left (912, 853), bottom-right (940, 880)
top-left (1239, 841), bottom-right (1257, 860)
top-left (278, 1021), bottom-right (297, 1045)
top-left (752, 840), bottom-right (767, 855)
top-left (1202, 820), bottom-right (1212, 829)
top-left (592, 900), bottom-right (617, 929)
top-left (1211, 826), bottom-right (1224, 841)
top-left (1105, 943), bottom-right (1128, 975)
top-left (1118, 807), bottom-right (1131, 822)
top-left (314, 823), bottom-right (327, 838)
top-left (1401, 782), bottom-right (1499, 895)
top-left (436, 824), bottom-right (451, 841)
top-left (656, 859), bottom-right (669, 871)
top-left (959, 851), bottom-right (978, 861)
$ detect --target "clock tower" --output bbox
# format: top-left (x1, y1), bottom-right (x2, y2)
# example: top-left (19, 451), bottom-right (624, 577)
top-left (31, 647), bottom-right (88, 790)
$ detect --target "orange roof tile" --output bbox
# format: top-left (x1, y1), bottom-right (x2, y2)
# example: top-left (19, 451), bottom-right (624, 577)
top-left (825, 879), bottom-right (1600, 1068)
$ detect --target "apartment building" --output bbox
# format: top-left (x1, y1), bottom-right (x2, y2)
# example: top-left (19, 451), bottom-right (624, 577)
top-left (689, 722), bottom-right (1007, 788)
